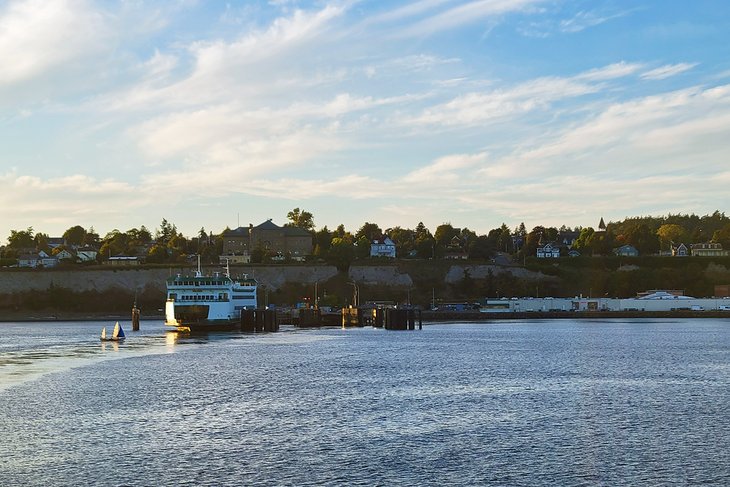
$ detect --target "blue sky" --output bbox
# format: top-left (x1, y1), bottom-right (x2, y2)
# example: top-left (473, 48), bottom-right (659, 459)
top-left (2, 0), bottom-right (730, 241)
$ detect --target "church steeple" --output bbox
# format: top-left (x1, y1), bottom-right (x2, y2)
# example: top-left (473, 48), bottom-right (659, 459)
top-left (598, 217), bottom-right (606, 232)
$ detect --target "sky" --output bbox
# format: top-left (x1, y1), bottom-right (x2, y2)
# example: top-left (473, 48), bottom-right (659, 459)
top-left (2, 0), bottom-right (730, 241)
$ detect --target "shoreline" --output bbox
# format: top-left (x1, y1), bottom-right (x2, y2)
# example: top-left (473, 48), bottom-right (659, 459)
top-left (421, 310), bottom-right (730, 321)
top-left (2, 309), bottom-right (730, 323)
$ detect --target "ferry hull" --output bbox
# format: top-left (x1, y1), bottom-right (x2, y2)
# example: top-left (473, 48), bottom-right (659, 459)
top-left (165, 300), bottom-right (240, 330)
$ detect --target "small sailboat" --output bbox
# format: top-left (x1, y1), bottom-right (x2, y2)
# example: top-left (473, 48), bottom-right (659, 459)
top-left (100, 322), bottom-right (126, 341)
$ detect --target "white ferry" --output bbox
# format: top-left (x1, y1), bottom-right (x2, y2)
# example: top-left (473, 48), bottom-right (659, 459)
top-left (165, 259), bottom-right (257, 330)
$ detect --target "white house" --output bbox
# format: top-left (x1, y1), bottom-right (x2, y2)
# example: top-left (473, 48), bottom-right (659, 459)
top-left (76, 247), bottom-right (99, 262)
top-left (370, 236), bottom-right (396, 258)
top-left (18, 251), bottom-right (57, 268)
top-left (108, 256), bottom-right (142, 266)
top-left (536, 242), bottom-right (560, 258)
top-left (691, 242), bottom-right (730, 257)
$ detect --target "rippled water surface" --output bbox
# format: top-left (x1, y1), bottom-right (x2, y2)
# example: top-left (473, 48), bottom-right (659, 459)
top-left (1, 319), bottom-right (729, 486)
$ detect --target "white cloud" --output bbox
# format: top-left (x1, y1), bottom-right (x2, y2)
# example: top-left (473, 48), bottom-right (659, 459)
top-left (406, 75), bottom-right (597, 126)
top-left (0, 171), bottom-right (145, 234)
top-left (576, 61), bottom-right (644, 81)
top-left (559, 9), bottom-right (629, 33)
top-left (640, 63), bottom-right (698, 80)
top-left (397, 0), bottom-right (547, 37)
top-left (493, 84), bottom-right (730, 178)
top-left (405, 152), bottom-right (488, 183)
top-left (0, 0), bottom-right (108, 85)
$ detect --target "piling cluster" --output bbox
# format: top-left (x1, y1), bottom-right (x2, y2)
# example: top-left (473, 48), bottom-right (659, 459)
top-left (342, 306), bottom-right (421, 330)
top-left (240, 309), bottom-right (279, 332)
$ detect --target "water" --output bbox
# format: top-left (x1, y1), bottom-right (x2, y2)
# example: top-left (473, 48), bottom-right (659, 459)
top-left (1, 319), bottom-right (729, 486)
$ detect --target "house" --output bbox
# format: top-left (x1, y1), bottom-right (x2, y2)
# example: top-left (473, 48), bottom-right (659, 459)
top-left (76, 247), bottom-right (99, 263)
top-left (108, 256), bottom-right (142, 266)
top-left (370, 236), bottom-right (396, 258)
top-left (614, 244), bottom-right (639, 257)
top-left (671, 243), bottom-right (689, 257)
top-left (47, 237), bottom-right (66, 249)
top-left (18, 251), bottom-right (57, 268)
top-left (558, 231), bottom-right (580, 247)
top-left (221, 219), bottom-right (312, 262)
top-left (536, 242), bottom-right (560, 258)
top-left (692, 242), bottom-right (730, 257)
top-left (568, 249), bottom-right (581, 257)
top-left (55, 249), bottom-right (76, 262)
top-left (444, 235), bottom-right (468, 260)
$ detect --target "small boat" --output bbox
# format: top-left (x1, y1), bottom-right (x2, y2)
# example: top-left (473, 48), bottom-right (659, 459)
top-left (100, 322), bottom-right (126, 341)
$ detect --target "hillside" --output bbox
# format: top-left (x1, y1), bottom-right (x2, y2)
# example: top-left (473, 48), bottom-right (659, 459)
top-left (1, 257), bottom-right (729, 317)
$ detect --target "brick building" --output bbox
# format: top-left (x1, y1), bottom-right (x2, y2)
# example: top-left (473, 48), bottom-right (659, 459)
top-left (221, 219), bottom-right (312, 262)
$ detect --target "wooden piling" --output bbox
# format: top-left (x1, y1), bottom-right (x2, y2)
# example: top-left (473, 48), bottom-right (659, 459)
top-left (240, 309), bottom-right (278, 332)
top-left (384, 308), bottom-right (421, 330)
top-left (297, 308), bottom-right (322, 327)
top-left (241, 309), bottom-right (256, 332)
top-left (131, 305), bottom-right (140, 331)
top-left (342, 307), bottom-right (359, 327)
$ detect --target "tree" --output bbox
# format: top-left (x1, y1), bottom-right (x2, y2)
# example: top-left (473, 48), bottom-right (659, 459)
top-left (468, 235), bottom-right (493, 259)
top-left (332, 224), bottom-right (353, 243)
top-left (286, 208), bottom-right (315, 231)
top-left (63, 225), bottom-right (87, 247)
top-left (355, 222), bottom-right (382, 242)
top-left (712, 223), bottom-right (730, 248)
top-left (327, 237), bottom-right (355, 271)
top-left (155, 218), bottom-right (177, 245)
top-left (7, 227), bottom-right (34, 249)
top-left (498, 224), bottom-right (512, 252)
top-left (414, 236), bottom-right (436, 259)
top-left (573, 228), bottom-right (595, 252)
top-left (388, 226), bottom-right (416, 257)
top-left (415, 222), bottom-right (431, 240)
top-left (355, 236), bottom-right (371, 259)
top-left (100, 230), bottom-right (128, 258)
top-left (656, 224), bottom-right (688, 252)
top-left (521, 226), bottom-right (547, 258)
top-left (83, 227), bottom-right (100, 247)
top-left (434, 223), bottom-right (458, 247)
top-left (626, 223), bottom-right (659, 255)
top-left (35, 233), bottom-right (50, 253)
top-left (513, 222), bottom-right (527, 251)
top-left (313, 226), bottom-right (333, 256)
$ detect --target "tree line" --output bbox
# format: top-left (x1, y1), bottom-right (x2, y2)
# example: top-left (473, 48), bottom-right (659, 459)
top-left (2, 209), bottom-right (730, 267)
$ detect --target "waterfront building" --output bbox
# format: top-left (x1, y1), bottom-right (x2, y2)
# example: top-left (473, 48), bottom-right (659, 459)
top-left (482, 293), bottom-right (730, 313)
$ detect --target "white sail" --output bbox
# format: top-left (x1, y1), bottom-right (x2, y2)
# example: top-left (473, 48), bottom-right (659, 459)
top-left (100, 327), bottom-right (106, 340)
top-left (112, 322), bottom-right (124, 339)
